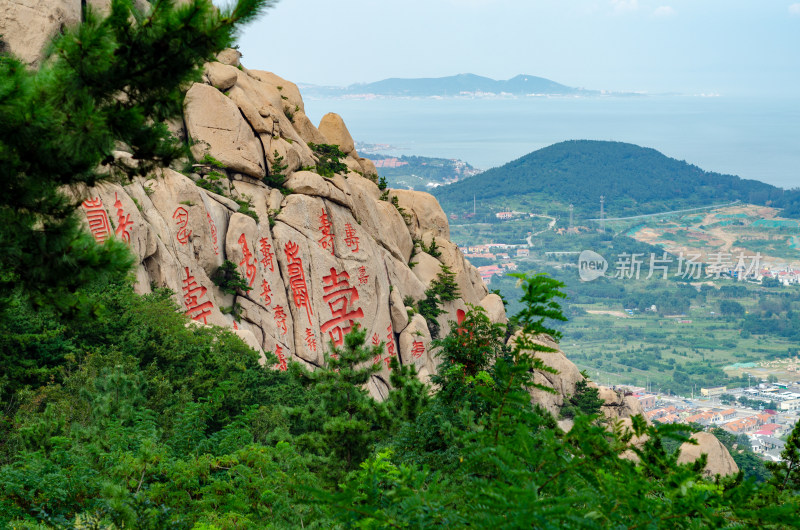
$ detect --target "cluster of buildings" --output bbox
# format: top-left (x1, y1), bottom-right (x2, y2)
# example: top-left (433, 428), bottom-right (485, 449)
top-left (460, 243), bottom-right (531, 285)
top-left (759, 267), bottom-right (800, 286)
top-left (494, 210), bottom-right (537, 220)
top-left (476, 263), bottom-right (517, 284)
top-left (460, 243), bottom-right (528, 256)
top-left (741, 386), bottom-right (800, 411)
top-left (644, 404), bottom-right (684, 425)
top-left (721, 413), bottom-right (777, 433)
top-left (632, 386), bottom-right (798, 462)
top-left (372, 157), bottom-right (408, 168)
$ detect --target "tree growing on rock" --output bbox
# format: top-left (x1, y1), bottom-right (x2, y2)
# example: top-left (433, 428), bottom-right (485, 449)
top-left (417, 263), bottom-right (461, 338)
top-left (0, 0), bottom-right (275, 313)
top-left (288, 326), bottom-right (392, 482)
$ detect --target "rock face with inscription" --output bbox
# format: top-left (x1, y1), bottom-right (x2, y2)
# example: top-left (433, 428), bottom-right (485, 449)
top-left (73, 53), bottom-right (491, 396)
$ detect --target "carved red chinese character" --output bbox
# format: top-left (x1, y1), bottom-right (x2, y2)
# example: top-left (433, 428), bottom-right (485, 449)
top-left (371, 333), bottom-right (381, 364)
top-left (320, 267), bottom-right (364, 347)
top-left (113, 193), bottom-right (133, 243)
top-left (318, 210), bottom-right (335, 254)
top-left (206, 213), bottom-right (219, 255)
top-left (172, 207), bottom-right (192, 245)
top-left (259, 237), bottom-right (275, 272)
top-left (285, 241), bottom-right (313, 321)
top-left (273, 305), bottom-right (288, 335)
top-left (182, 266), bottom-right (213, 324)
top-left (386, 324), bottom-right (396, 356)
top-left (456, 309), bottom-right (467, 335)
top-left (358, 266), bottom-right (369, 285)
top-left (274, 343), bottom-right (288, 371)
top-left (260, 279), bottom-right (272, 307)
top-left (344, 223), bottom-right (359, 252)
top-left (411, 340), bottom-right (425, 359)
top-left (305, 328), bottom-right (317, 352)
top-left (237, 233), bottom-right (257, 288)
top-left (82, 197), bottom-right (111, 243)
top-left (383, 356), bottom-right (393, 370)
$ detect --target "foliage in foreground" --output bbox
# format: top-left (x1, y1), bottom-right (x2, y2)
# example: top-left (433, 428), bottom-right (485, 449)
top-left (0, 275), bottom-right (799, 528)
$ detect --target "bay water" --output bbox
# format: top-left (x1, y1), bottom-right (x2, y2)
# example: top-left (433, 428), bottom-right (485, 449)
top-left (304, 95), bottom-right (800, 190)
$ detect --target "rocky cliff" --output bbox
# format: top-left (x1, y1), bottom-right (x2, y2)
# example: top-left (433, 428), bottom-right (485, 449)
top-left (71, 48), bottom-right (503, 400)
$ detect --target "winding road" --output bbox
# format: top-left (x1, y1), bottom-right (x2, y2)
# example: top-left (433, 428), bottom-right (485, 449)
top-left (526, 214), bottom-right (557, 245)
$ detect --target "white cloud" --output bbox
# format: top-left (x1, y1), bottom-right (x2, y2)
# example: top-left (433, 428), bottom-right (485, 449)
top-left (790, 3), bottom-right (800, 16)
top-left (653, 6), bottom-right (676, 17)
top-left (611, 0), bottom-right (638, 12)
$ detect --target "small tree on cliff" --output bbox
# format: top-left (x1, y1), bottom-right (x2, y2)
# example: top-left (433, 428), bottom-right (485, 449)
top-left (0, 0), bottom-right (275, 313)
top-left (288, 327), bottom-right (392, 483)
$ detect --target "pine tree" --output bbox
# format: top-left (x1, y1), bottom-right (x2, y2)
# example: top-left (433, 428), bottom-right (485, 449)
top-left (432, 263), bottom-right (460, 302)
top-left (288, 327), bottom-right (391, 482)
top-left (417, 263), bottom-right (461, 338)
top-left (767, 419), bottom-right (800, 493)
top-left (0, 0), bottom-right (275, 313)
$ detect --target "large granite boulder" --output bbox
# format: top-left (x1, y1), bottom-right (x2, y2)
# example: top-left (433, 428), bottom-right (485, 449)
top-left (318, 112), bottom-right (356, 155)
top-left (678, 432), bottom-right (740, 478)
top-left (184, 83), bottom-right (266, 179)
top-left (391, 189), bottom-right (450, 240)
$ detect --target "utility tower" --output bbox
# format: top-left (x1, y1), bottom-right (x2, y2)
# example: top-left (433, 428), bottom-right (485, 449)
top-left (473, 194), bottom-right (476, 216)
top-left (600, 195), bottom-right (605, 232)
top-left (568, 204), bottom-right (574, 232)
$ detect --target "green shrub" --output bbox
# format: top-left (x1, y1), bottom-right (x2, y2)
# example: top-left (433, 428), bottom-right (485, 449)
top-left (308, 142), bottom-right (348, 178)
top-left (235, 195), bottom-right (259, 222)
top-left (211, 260), bottom-right (251, 295)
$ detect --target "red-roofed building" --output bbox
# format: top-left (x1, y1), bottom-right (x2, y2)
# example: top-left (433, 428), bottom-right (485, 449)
top-left (656, 413), bottom-right (680, 424)
top-left (755, 424), bottom-right (782, 436)
top-left (722, 412), bottom-right (772, 433)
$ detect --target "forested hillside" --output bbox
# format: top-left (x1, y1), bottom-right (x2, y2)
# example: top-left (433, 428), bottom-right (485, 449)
top-left (434, 140), bottom-right (800, 218)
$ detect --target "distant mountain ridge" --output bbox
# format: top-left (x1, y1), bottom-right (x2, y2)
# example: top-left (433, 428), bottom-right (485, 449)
top-left (300, 73), bottom-right (596, 98)
top-left (433, 140), bottom-right (800, 219)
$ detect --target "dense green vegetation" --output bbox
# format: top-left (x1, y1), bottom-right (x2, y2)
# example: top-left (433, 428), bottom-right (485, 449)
top-left (434, 140), bottom-right (800, 219)
top-left (2, 274), bottom-right (800, 527)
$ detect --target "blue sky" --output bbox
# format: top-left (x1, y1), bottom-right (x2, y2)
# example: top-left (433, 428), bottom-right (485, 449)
top-left (232, 0), bottom-right (800, 96)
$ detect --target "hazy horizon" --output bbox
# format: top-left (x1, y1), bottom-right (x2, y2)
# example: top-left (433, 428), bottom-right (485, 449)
top-left (234, 0), bottom-right (800, 98)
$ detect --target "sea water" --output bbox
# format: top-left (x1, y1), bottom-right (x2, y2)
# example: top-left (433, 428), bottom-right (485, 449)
top-left (304, 95), bottom-right (800, 190)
